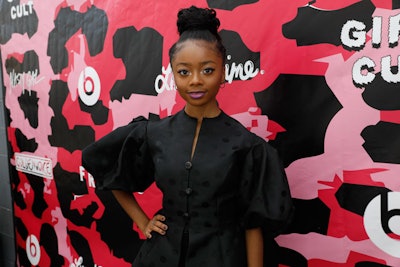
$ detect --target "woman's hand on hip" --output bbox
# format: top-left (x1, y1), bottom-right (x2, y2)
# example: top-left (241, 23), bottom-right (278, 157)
top-left (144, 214), bottom-right (168, 239)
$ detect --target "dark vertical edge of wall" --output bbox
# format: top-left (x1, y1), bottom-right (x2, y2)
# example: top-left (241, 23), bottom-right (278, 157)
top-left (0, 49), bottom-right (17, 267)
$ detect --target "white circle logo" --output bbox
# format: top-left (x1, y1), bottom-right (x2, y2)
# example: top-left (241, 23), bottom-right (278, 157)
top-left (364, 192), bottom-right (400, 257)
top-left (26, 234), bottom-right (41, 265)
top-left (78, 66), bottom-right (101, 106)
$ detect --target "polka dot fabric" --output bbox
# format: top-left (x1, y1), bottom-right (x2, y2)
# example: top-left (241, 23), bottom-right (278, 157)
top-left (82, 109), bottom-right (293, 267)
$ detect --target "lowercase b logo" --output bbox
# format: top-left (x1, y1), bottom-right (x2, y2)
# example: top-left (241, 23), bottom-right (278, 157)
top-left (78, 66), bottom-right (101, 106)
top-left (26, 234), bottom-right (41, 265)
top-left (364, 192), bottom-right (400, 257)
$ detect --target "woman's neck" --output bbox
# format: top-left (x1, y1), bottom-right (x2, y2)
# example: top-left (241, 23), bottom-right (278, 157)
top-left (184, 103), bottom-right (221, 120)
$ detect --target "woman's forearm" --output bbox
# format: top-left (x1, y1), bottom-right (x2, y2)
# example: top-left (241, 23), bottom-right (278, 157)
top-left (111, 190), bottom-right (150, 232)
top-left (111, 190), bottom-right (168, 238)
top-left (245, 227), bottom-right (263, 267)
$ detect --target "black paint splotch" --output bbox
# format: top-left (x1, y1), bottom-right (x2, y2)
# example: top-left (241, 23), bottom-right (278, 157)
top-left (69, 230), bottom-right (95, 266)
top-left (0, 0), bottom-right (38, 44)
top-left (255, 74), bottom-right (342, 167)
top-left (361, 67), bottom-right (400, 110)
top-left (220, 30), bottom-right (260, 83)
top-left (96, 189), bottom-right (143, 263)
top-left (10, 162), bottom-right (27, 211)
top-left (40, 223), bottom-right (65, 267)
top-left (79, 97), bottom-right (109, 126)
top-left (26, 173), bottom-right (48, 218)
top-left (53, 163), bottom-right (142, 263)
top-left (361, 121), bottom-right (400, 164)
top-left (394, 0), bottom-right (400, 9)
top-left (5, 50), bottom-right (40, 76)
top-left (52, 164), bottom-right (93, 227)
top-left (15, 128), bottom-right (38, 153)
top-left (355, 262), bottom-right (390, 267)
top-left (207, 0), bottom-right (258, 11)
top-left (110, 26), bottom-right (163, 101)
top-left (5, 50), bottom-right (41, 128)
top-left (47, 6), bottom-right (108, 74)
top-left (48, 80), bottom-right (95, 152)
top-left (284, 198), bottom-right (330, 235)
top-left (282, 0), bottom-right (375, 48)
top-left (15, 217), bottom-right (31, 267)
top-left (18, 90), bottom-right (39, 128)
top-left (335, 183), bottom-right (390, 216)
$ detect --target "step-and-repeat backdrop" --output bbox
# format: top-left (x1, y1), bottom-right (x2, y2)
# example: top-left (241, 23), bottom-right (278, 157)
top-left (2, 0), bottom-right (400, 266)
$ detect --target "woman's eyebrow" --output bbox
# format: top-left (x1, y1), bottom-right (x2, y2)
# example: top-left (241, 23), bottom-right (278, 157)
top-left (175, 60), bottom-right (216, 67)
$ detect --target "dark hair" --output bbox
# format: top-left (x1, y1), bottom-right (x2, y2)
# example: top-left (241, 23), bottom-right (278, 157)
top-left (169, 6), bottom-right (226, 64)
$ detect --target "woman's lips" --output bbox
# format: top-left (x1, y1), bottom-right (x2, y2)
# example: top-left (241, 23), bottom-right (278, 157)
top-left (188, 92), bottom-right (205, 99)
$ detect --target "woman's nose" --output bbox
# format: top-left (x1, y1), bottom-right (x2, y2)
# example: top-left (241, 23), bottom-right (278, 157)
top-left (190, 72), bottom-right (202, 85)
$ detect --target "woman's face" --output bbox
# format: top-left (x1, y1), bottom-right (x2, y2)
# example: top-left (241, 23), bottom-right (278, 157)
top-left (171, 40), bottom-right (225, 110)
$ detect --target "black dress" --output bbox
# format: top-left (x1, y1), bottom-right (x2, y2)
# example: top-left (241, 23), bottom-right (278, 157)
top-left (82, 109), bottom-right (293, 267)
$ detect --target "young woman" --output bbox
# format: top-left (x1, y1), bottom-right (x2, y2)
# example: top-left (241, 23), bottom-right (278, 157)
top-left (82, 6), bottom-right (293, 267)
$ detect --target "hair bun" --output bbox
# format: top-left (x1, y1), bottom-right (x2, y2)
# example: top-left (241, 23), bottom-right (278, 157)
top-left (177, 6), bottom-right (220, 36)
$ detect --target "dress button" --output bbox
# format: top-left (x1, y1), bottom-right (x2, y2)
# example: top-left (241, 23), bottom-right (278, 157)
top-left (185, 161), bottom-right (192, 170)
top-left (185, 188), bottom-right (193, 195)
top-left (183, 212), bottom-right (190, 218)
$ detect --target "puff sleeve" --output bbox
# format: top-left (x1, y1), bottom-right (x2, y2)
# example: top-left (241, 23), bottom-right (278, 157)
top-left (239, 139), bottom-right (294, 237)
top-left (82, 117), bottom-right (154, 192)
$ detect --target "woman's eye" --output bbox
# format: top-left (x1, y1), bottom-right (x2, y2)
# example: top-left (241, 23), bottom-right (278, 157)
top-left (203, 68), bottom-right (215, 74)
top-left (178, 70), bottom-right (189, 76)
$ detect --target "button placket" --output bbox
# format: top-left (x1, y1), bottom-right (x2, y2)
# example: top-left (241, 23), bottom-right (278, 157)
top-left (184, 161), bottom-right (193, 222)
top-left (185, 187), bottom-right (192, 195)
top-left (185, 161), bottom-right (192, 170)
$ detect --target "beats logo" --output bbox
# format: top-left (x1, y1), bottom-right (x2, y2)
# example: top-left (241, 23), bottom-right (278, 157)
top-left (364, 192), bottom-right (400, 257)
top-left (26, 234), bottom-right (41, 265)
top-left (78, 67), bottom-right (101, 106)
